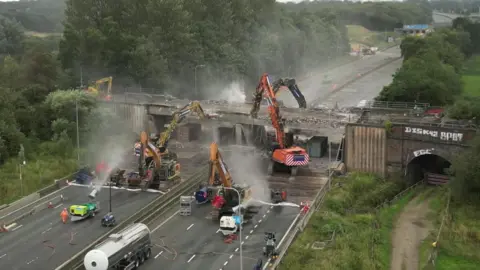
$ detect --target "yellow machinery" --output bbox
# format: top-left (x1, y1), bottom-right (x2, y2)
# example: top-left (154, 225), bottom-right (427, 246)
top-left (87, 76), bottom-right (113, 101)
top-left (195, 142), bottom-right (252, 221)
top-left (157, 101), bottom-right (210, 153)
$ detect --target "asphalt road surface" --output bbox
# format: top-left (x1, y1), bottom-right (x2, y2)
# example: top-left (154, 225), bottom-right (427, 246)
top-left (141, 201), bottom-right (300, 270)
top-left (0, 185), bottom-right (159, 270)
top-left (278, 46), bottom-right (402, 109)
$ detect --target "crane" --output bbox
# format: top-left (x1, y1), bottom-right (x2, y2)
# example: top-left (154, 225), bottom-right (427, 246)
top-left (157, 101), bottom-right (210, 153)
top-left (271, 78), bottom-right (306, 108)
top-left (250, 73), bottom-right (309, 177)
top-left (87, 76), bottom-right (113, 101)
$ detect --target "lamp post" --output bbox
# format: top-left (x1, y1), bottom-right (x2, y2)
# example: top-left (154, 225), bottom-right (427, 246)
top-left (18, 144), bottom-right (26, 197)
top-left (75, 99), bottom-right (80, 166)
top-left (221, 186), bottom-right (243, 270)
top-left (194, 64), bottom-right (206, 98)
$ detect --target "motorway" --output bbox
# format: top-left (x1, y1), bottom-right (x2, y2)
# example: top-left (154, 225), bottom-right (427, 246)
top-left (141, 201), bottom-right (301, 270)
top-left (0, 185), bottom-right (158, 270)
top-left (278, 46), bottom-right (401, 108)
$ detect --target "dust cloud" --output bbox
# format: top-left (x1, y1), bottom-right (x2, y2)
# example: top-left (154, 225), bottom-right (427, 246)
top-left (224, 146), bottom-right (270, 205)
top-left (203, 81), bottom-right (247, 104)
top-left (83, 106), bottom-right (137, 193)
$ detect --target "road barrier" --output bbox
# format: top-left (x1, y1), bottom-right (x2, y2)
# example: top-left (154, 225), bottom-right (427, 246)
top-left (0, 172), bottom-right (76, 227)
top-left (266, 173), bottom-right (333, 269)
top-left (56, 165), bottom-right (209, 270)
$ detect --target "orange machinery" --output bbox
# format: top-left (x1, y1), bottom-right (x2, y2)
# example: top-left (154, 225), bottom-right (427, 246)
top-left (250, 73), bottom-right (309, 177)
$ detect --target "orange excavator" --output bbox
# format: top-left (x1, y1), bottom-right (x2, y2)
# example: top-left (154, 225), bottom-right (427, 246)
top-left (250, 73), bottom-right (309, 177)
top-left (195, 142), bottom-right (253, 221)
top-left (271, 78), bottom-right (306, 108)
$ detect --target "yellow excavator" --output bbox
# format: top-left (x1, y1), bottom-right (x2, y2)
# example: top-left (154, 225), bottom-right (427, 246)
top-left (87, 76), bottom-right (113, 101)
top-left (195, 142), bottom-right (253, 221)
top-left (157, 101), bottom-right (210, 153)
top-left (131, 101), bottom-right (212, 188)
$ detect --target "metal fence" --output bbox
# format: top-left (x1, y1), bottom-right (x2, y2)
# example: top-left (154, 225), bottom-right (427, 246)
top-left (363, 101), bottom-right (430, 110)
top-left (425, 189), bottom-right (451, 267)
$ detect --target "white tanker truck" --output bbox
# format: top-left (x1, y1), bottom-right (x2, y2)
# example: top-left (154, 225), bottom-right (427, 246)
top-left (84, 223), bottom-right (152, 270)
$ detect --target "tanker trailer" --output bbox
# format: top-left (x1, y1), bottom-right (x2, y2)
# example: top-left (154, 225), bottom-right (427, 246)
top-left (84, 223), bottom-right (152, 270)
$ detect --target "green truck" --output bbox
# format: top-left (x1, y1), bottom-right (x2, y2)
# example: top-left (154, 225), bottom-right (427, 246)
top-left (69, 202), bottom-right (100, 222)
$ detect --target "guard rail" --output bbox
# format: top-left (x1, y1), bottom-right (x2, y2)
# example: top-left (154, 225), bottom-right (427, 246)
top-left (55, 165), bottom-right (209, 270)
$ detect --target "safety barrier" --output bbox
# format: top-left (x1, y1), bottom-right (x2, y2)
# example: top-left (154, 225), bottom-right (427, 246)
top-left (268, 172), bottom-right (334, 269)
top-left (0, 172), bottom-right (76, 227)
top-left (55, 165), bottom-right (209, 270)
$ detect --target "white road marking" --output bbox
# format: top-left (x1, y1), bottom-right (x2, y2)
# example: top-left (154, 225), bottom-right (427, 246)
top-left (254, 224), bottom-right (258, 229)
top-left (5, 223), bottom-right (16, 230)
top-left (54, 203), bottom-right (63, 209)
top-left (224, 261), bottom-right (228, 266)
top-left (267, 210), bottom-right (270, 213)
top-left (0, 254), bottom-right (6, 259)
top-left (229, 254), bottom-right (233, 259)
top-left (241, 241), bottom-right (244, 245)
top-left (12, 225), bottom-right (23, 231)
top-left (26, 258), bottom-right (37, 264)
top-left (152, 210), bottom-right (180, 233)
top-left (258, 219), bottom-right (262, 223)
top-left (42, 228), bottom-right (52, 234)
top-left (245, 236), bottom-right (249, 240)
top-left (249, 230), bottom-right (253, 234)
top-left (154, 251), bottom-right (163, 259)
top-left (186, 224), bottom-right (194, 230)
top-left (216, 228), bottom-right (221, 233)
top-left (263, 214), bottom-right (266, 218)
top-left (187, 254), bottom-right (196, 263)
top-left (235, 248), bottom-right (238, 252)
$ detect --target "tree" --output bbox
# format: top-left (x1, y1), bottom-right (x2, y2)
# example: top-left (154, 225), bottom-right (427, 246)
top-left (0, 16), bottom-right (25, 56)
top-left (376, 52), bottom-right (462, 105)
top-left (450, 136), bottom-right (480, 203)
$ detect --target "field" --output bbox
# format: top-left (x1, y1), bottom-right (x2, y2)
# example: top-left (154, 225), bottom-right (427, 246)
top-left (461, 55), bottom-right (480, 97)
top-left (419, 187), bottom-right (480, 270)
top-left (346, 25), bottom-right (401, 50)
top-left (279, 173), bottom-right (419, 270)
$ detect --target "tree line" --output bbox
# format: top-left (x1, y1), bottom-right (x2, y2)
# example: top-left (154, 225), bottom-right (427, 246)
top-left (58, 0), bottom-right (432, 97)
top-left (0, 0), bottom-right (432, 202)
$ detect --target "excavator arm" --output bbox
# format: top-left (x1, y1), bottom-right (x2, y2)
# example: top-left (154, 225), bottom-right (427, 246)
top-left (208, 142), bottom-right (232, 187)
top-left (87, 76), bottom-right (113, 100)
top-left (250, 73), bottom-right (286, 149)
top-left (158, 101), bottom-right (209, 153)
top-left (271, 78), bottom-right (306, 108)
top-left (139, 131), bottom-right (161, 171)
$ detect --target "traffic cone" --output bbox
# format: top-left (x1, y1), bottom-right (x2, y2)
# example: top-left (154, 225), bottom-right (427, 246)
top-left (48, 202), bottom-right (53, 208)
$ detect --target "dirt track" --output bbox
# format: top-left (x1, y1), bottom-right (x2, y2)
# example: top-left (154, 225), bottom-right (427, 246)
top-left (390, 196), bottom-right (433, 270)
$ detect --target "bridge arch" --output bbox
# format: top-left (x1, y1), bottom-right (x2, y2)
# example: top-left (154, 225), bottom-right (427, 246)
top-left (405, 148), bottom-right (452, 184)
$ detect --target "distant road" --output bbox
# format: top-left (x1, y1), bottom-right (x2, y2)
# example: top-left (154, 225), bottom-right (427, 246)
top-left (0, 186), bottom-right (158, 270)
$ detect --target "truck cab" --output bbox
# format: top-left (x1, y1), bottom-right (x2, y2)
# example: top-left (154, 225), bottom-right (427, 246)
top-left (219, 215), bottom-right (242, 236)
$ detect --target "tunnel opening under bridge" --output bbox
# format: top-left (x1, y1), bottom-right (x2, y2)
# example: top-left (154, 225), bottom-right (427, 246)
top-left (406, 154), bottom-right (451, 185)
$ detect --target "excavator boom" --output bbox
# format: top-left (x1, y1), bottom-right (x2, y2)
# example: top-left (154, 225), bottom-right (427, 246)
top-left (249, 73), bottom-right (309, 175)
top-left (87, 76), bottom-right (113, 101)
top-left (272, 78), bottom-right (306, 108)
top-left (158, 101), bottom-right (210, 153)
top-left (208, 142), bottom-right (232, 187)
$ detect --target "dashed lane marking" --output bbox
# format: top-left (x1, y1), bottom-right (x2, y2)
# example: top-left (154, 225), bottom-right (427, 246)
top-left (187, 224), bottom-right (194, 230)
top-left (154, 251), bottom-right (163, 259)
top-left (187, 254), bottom-right (196, 263)
top-left (0, 254), bottom-right (6, 259)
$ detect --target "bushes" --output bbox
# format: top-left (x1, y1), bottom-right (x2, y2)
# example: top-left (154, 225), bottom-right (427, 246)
top-left (280, 173), bottom-right (406, 270)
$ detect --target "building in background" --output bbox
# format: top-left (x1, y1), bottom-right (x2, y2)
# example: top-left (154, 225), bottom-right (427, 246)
top-left (396, 24), bottom-right (433, 37)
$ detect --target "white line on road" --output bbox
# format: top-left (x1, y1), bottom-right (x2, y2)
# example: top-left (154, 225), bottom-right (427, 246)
top-left (229, 254), bottom-right (233, 259)
top-left (254, 225), bottom-right (258, 229)
top-left (154, 251), bottom-right (163, 259)
top-left (223, 261), bottom-right (228, 266)
top-left (152, 210), bottom-right (180, 233)
top-left (249, 230), bottom-right (253, 234)
top-left (54, 203), bottom-right (63, 209)
top-left (263, 214), bottom-right (266, 218)
top-left (258, 219), bottom-right (262, 223)
top-left (187, 254), bottom-right (196, 263)
top-left (0, 254), bottom-right (6, 259)
top-left (186, 224), bottom-right (194, 230)
top-left (235, 248), bottom-right (238, 252)
top-left (262, 212), bottom-right (302, 270)
top-left (42, 227), bottom-right (52, 234)
top-left (245, 236), bottom-right (249, 240)
top-left (216, 228), bottom-right (221, 233)
top-left (12, 224), bottom-right (23, 231)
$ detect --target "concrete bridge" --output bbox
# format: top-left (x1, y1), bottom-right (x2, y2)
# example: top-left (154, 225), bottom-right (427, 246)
top-left (345, 122), bottom-right (477, 181)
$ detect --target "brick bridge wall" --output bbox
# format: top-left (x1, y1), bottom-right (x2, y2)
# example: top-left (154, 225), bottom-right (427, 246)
top-left (345, 123), bottom-right (477, 176)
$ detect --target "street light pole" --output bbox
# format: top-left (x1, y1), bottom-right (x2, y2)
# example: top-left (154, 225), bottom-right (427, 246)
top-left (194, 64), bottom-right (206, 98)
top-left (222, 186), bottom-right (243, 270)
top-left (75, 99), bottom-right (80, 166)
top-left (109, 180), bottom-right (112, 212)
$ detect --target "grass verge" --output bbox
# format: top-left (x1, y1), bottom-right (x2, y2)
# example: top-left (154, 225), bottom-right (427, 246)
top-left (419, 187), bottom-right (480, 270)
top-left (279, 173), bottom-right (422, 270)
top-left (0, 155), bottom-right (77, 204)
top-left (461, 55), bottom-right (480, 97)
